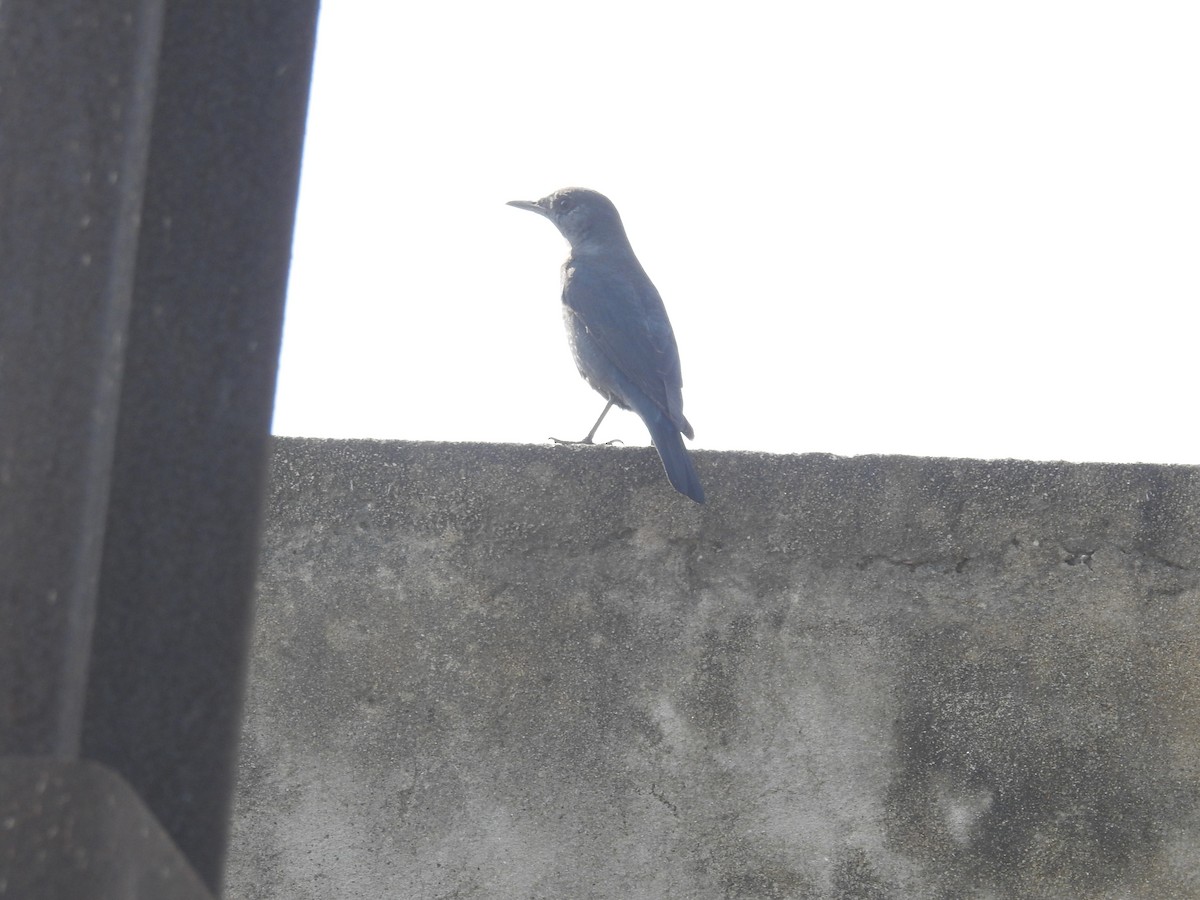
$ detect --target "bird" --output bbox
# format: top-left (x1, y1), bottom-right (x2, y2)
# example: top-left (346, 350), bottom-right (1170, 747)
top-left (507, 187), bottom-right (705, 504)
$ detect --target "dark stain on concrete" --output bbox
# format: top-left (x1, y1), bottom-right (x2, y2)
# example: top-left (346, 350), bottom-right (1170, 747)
top-left (885, 624), bottom-right (1176, 895)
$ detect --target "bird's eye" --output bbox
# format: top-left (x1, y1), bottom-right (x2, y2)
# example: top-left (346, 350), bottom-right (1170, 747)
top-left (556, 196), bottom-right (574, 213)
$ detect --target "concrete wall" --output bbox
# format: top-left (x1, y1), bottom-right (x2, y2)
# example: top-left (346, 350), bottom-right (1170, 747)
top-left (227, 438), bottom-right (1200, 899)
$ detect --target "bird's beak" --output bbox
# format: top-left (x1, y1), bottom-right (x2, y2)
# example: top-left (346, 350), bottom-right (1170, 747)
top-left (506, 198), bottom-right (549, 217)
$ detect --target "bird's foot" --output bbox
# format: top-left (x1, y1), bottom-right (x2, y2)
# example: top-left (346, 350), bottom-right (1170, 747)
top-left (549, 436), bottom-right (624, 446)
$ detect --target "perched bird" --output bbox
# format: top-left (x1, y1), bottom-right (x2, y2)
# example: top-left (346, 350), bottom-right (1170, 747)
top-left (507, 188), bottom-right (705, 503)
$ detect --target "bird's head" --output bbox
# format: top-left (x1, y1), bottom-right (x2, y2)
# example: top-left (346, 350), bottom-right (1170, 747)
top-left (507, 187), bottom-right (629, 253)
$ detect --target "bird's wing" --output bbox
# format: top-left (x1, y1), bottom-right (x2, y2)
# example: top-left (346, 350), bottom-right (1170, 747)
top-left (563, 260), bottom-right (690, 434)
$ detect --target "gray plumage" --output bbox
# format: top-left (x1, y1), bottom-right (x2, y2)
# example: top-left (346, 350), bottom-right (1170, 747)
top-left (507, 187), bottom-right (704, 503)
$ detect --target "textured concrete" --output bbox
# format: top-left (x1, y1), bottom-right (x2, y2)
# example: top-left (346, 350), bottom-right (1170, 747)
top-left (229, 438), bottom-right (1200, 899)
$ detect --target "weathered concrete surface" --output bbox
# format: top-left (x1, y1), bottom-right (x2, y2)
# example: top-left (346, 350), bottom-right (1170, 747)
top-left (228, 438), bottom-right (1200, 899)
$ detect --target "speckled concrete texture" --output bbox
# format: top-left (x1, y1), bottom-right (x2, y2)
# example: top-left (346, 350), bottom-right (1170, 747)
top-left (227, 438), bottom-right (1200, 899)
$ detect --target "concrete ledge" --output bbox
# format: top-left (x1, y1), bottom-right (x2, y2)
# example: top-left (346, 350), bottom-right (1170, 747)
top-left (228, 439), bottom-right (1200, 898)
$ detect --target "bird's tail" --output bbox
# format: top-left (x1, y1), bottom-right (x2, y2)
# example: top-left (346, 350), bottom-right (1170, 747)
top-left (645, 410), bottom-right (705, 504)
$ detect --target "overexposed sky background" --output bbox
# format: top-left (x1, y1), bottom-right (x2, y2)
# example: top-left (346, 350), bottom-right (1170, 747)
top-left (272, 3), bottom-right (1199, 464)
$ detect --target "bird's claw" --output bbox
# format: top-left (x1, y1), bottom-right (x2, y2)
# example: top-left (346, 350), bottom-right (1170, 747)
top-left (549, 436), bottom-right (624, 446)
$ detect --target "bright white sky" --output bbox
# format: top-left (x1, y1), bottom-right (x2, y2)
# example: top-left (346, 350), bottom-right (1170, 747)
top-left (272, 3), bottom-right (1199, 464)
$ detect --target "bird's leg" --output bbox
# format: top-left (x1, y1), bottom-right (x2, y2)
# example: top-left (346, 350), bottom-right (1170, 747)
top-left (582, 399), bottom-right (614, 443)
top-left (550, 399), bottom-right (622, 445)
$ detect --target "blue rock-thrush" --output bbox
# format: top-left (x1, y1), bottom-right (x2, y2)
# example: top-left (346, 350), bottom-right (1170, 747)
top-left (507, 188), bottom-right (704, 503)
